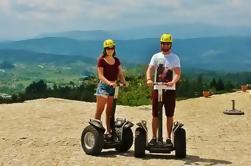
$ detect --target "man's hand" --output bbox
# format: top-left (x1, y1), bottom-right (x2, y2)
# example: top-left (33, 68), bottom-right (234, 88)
top-left (166, 81), bottom-right (175, 87)
top-left (147, 79), bottom-right (153, 87)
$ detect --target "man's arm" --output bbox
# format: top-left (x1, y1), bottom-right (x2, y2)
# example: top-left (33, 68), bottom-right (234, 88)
top-left (146, 65), bottom-right (155, 86)
top-left (166, 67), bottom-right (181, 86)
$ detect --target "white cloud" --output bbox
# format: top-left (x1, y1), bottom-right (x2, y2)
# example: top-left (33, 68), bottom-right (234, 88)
top-left (0, 0), bottom-right (11, 14)
top-left (0, 0), bottom-right (251, 39)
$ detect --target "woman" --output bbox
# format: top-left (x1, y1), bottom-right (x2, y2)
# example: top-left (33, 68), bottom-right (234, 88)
top-left (94, 39), bottom-right (126, 138)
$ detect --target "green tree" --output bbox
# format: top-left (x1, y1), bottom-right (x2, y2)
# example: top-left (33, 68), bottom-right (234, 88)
top-left (25, 80), bottom-right (47, 99)
top-left (216, 78), bottom-right (225, 91)
top-left (210, 78), bottom-right (217, 91)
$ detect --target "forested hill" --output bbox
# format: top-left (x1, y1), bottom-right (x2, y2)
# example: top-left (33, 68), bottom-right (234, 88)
top-left (0, 36), bottom-right (251, 71)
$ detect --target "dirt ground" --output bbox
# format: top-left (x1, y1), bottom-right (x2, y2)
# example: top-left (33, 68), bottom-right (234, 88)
top-left (0, 91), bottom-right (251, 166)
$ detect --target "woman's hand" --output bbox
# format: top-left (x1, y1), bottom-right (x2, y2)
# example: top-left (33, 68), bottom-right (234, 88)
top-left (122, 81), bottom-right (129, 87)
top-left (109, 82), bottom-right (116, 88)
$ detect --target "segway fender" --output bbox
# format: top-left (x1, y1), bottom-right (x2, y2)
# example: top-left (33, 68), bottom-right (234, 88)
top-left (123, 121), bottom-right (134, 129)
top-left (173, 121), bottom-right (184, 133)
top-left (136, 120), bottom-right (147, 132)
top-left (89, 119), bottom-right (105, 132)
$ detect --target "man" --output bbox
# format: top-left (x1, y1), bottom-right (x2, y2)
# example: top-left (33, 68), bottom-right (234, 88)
top-left (146, 33), bottom-right (181, 147)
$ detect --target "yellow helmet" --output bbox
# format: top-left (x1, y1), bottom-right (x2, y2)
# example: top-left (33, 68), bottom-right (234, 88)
top-left (160, 33), bottom-right (173, 43)
top-left (103, 39), bottom-right (115, 48)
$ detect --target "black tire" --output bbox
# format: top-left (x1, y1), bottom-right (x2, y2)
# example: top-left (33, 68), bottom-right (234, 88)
top-left (81, 125), bottom-right (104, 156)
top-left (116, 128), bottom-right (133, 152)
top-left (134, 127), bottom-right (146, 157)
top-left (174, 128), bottom-right (186, 158)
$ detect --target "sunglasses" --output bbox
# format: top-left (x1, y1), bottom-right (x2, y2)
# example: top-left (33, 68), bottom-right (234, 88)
top-left (106, 47), bottom-right (115, 50)
top-left (161, 42), bottom-right (172, 45)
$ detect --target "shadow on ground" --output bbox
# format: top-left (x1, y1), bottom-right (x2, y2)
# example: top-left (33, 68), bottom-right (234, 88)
top-left (97, 151), bottom-right (232, 165)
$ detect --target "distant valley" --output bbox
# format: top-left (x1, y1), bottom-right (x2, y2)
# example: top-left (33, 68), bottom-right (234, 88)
top-left (1, 27), bottom-right (251, 94)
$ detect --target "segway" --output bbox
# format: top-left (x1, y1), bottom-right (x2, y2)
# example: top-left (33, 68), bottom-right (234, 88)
top-left (134, 63), bottom-right (186, 158)
top-left (81, 82), bottom-right (134, 156)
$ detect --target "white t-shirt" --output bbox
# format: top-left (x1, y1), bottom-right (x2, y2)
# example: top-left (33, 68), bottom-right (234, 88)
top-left (149, 52), bottom-right (181, 90)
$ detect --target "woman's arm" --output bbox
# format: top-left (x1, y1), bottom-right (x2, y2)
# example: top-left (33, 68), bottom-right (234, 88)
top-left (118, 65), bottom-right (126, 84)
top-left (97, 67), bottom-right (113, 85)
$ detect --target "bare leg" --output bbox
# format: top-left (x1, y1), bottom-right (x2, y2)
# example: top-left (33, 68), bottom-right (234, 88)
top-left (152, 117), bottom-right (158, 138)
top-left (166, 116), bottom-right (173, 139)
top-left (105, 96), bottom-right (114, 134)
top-left (95, 96), bottom-right (107, 120)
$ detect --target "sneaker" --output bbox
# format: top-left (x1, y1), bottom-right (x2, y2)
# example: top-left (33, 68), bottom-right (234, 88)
top-left (165, 138), bottom-right (173, 147)
top-left (148, 138), bottom-right (157, 146)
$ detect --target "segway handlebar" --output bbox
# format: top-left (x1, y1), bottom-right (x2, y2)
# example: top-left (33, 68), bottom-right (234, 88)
top-left (113, 81), bottom-right (128, 99)
top-left (113, 81), bottom-right (129, 87)
top-left (153, 82), bottom-right (168, 86)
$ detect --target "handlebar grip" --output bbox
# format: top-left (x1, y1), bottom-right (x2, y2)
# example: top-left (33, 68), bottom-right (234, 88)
top-left (113, 82), bottom-right (128, 87)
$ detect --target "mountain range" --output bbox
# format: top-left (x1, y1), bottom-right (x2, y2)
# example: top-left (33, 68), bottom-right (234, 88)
top-left (0, 35), bottom-right (251, 71)
top-left (1, 23), bottom-right (251, 72)
top-left (37, 24), bottom-right (251, 40)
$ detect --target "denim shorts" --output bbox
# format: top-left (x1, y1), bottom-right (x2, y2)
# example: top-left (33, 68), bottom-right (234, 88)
top-left (94, 82), bottom-right (115, 97)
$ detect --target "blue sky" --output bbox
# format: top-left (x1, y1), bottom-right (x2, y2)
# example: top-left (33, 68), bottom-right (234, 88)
top-left (0, 0), bottom-right (251, 39)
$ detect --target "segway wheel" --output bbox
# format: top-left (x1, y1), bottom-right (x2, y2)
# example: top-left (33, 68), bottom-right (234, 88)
top-left (174, 128), bottom-right (186, 158)
top-left (134, 127), bottom-right (146, 157)
top-left (116, 128), bottom-right (133, 152)
top-left (81, 125), bottom-right (104, 156)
